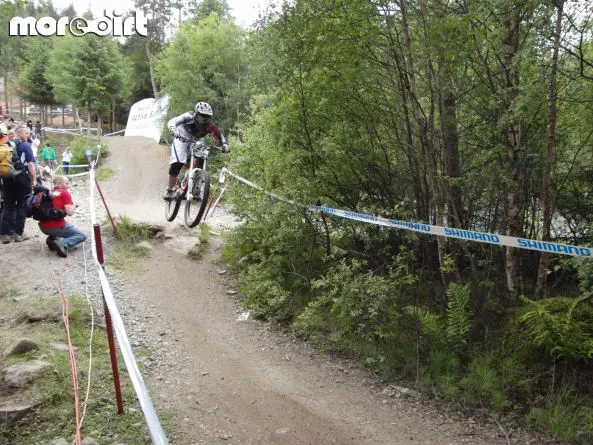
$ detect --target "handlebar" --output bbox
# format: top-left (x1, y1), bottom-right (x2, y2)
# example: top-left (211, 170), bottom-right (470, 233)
top-left (174, 134), bottom-right (225, 152)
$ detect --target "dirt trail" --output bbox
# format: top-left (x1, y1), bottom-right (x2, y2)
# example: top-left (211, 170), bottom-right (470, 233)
top-left (10, 135), bottom-right (550, 444)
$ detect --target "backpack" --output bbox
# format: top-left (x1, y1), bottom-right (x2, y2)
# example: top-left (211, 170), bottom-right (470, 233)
top-left (25, 185), bottom-right (66, 221)
top-left (0, 140), bottom-right (24, 178)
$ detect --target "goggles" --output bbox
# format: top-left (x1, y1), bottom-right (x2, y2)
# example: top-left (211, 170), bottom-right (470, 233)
top-left (195, 114), bottom-right (212, 125)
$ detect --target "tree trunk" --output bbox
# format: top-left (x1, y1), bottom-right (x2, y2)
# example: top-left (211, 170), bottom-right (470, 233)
top-left (401, 0), bottom-right (446, 289)
top-left (146, 41), bottom-right (159, 99)
top-left (535, 1), bottom-right (564, 299)
top-left (435, 0), bottom-right (470, 279)
top-left (62, 107), bottom-right (65, 127)
top-left (74, 106), bottom-right (82, 132)
top-left (503, 6), bottom-right (523, 299)
top-left (112, 96), bottom-right (116, 133)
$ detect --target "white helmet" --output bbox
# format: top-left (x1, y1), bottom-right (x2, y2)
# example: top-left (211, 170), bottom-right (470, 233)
top-left (194, 102), bottom-right (213, 116)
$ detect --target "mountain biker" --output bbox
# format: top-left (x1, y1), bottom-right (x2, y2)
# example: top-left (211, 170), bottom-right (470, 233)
top-left (163, 102), bottom-right (229, 200)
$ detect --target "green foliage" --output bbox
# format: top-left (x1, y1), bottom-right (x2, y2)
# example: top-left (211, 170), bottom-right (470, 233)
top-left (48, 34), bottom-right (131, 114)
top-left (156, 13), bottom-right (247, 133)
top-left (458, 355), bottom-right (510, 412)
top-left (187, 244), bottom-right (204, 261)
top-left (199, 223), bottom-right (210, 244)
top-left (112, 215), bottom-right (157, 242)
top-left (96, 167), bottom-right (114, 181)
top-left (17, 37), bottom-right (55, 106)
top-left (239, 263), bottom-right (292, 320)
top-left (0, 295), bottom-right (150, 444)
top-left (530, 381), bottom-right (593, 444)
top-left (444, 284), bottom-right (472, 350)
top-left (120, 34), bottom-right (154, 103)
top-left (407, 283), bottom-right (472, 353)
top-left (294, 256), bottom-right (417, 375)
top-left (193, 0), bottom-right (231, 22)
top-left (520, 295), bottom-right (593, 360)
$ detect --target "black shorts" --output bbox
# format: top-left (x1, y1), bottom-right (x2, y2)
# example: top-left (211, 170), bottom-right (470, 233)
top-left (169, 162), bottom-right (184, 176)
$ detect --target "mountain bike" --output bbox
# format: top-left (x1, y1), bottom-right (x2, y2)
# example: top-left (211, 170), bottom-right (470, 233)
top-left (164, 137), bottom-right (223, 228)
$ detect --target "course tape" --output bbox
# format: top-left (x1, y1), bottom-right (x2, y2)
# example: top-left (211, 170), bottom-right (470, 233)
top-left (104, 129), bottom-right (126, 136)
top-left (221, 168), bottom-right (593, 258)
top-left (88, 170), bottom-right (169, 444)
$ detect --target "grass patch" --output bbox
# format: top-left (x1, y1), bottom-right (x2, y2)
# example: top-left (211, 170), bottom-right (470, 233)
top-left (187, 244), bottom-right (203, 261)
top-left (0, 285), bottom-right (20, 299)
top-left (529, 382), bottom-right (593, 444)
top-left (106, 242), bottom-right (151, 273)
top-left (103, 215), bottom-right (162, 273)
top-left (111, 215), bottom-right (161, 243)
top-left (96, 167), bottom-right (114, 181)
top-left (198, 224), bottom-right (210, 244)
top-left (0, 295), bottom-right (153, 444)
top-left (187, 224), bottom-right (211, 261)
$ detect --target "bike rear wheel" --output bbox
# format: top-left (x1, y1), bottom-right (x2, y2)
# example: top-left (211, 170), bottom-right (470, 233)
top-left (165, 185), bottom-right (184, 222)
top-left (184, 170), bottom-right (210, 228)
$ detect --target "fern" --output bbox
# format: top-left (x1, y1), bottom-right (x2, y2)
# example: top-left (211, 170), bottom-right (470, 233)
top-left (520, 295), bottom-right (593, 361)
top-left (445, 283), bottom-right (472, 350)
top-left (406, 283), bottom-right (472, 351)
top-left (405, 306), bottom-right (441, 337)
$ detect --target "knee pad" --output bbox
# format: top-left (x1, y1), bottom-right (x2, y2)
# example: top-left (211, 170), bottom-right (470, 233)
top-left (169, 162), bottom-right (183, 176)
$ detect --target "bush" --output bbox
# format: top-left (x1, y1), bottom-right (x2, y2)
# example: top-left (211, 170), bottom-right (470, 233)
top-left (295, 256), bottom-right (417, 376)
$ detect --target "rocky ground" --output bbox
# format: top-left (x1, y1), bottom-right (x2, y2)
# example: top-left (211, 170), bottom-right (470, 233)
top-left (0, 136), bottom-right (560, 444)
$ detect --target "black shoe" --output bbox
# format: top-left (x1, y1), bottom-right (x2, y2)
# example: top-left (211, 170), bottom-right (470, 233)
top-left (48, 237), bottom-right (67, 258)
top-left (46, 236), bottom-right (57, 251)
top-left (163, 188), bottom-right (175, 200)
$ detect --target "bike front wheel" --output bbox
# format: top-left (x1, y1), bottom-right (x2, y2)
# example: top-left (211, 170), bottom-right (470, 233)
top-left (184, 170), bottom-right (210, 228)
top-left (165, 186), bottom-right (184, 222)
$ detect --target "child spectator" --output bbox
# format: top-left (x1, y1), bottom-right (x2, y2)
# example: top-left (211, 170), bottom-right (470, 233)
top-left (61, 146), bottom-right (73, 174)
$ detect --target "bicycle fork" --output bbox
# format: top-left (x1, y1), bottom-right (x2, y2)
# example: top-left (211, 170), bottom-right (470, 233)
top-left (187, 168), bottom-right (199, 200)
top-left (187, 157), bottom-right (207, 201)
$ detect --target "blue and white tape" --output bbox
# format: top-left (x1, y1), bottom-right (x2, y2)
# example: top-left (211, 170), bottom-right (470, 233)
top-left (222, 168), bottom-right (593, 258)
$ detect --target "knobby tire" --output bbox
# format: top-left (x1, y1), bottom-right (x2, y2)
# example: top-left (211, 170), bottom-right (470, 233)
top-left (184, 169), bottom-right (210, 228)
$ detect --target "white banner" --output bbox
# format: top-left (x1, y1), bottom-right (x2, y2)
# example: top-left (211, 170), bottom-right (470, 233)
top-left (124, 95), bottom-right (170, 142)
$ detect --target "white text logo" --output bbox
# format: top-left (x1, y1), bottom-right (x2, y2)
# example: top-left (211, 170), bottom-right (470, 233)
top-left (9, 10), bottom-right (148, 37)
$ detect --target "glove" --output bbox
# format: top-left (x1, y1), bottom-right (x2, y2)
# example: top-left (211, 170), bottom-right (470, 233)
top-left (221, 143), bottom-right (229, 153)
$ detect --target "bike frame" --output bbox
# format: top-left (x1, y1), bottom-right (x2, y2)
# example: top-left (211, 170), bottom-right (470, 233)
top-left (186, 147), bottom-right (209, 200)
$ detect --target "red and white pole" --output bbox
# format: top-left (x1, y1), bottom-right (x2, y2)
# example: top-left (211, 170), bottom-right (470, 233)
top-left (94, 223), bottom-right (124, 415)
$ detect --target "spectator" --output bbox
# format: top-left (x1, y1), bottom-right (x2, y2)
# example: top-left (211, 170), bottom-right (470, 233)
top-left (26, 119), bottom-right (33, 132)
top-left (31, 135), bottom-right (40, 159)
top-left (0, 125), bottom-right (7, 238)
top-left (39, 175), bottom-right (86, 258)
top-left (61, 146), bottom-right (72, 174)
top-left (34, 120), bottom-right (42, 136)
top-left (49, 144), bottom-right (57, 169)
top-left (1, 126), bottom-right (36, 243)
top-left (30, 135), bottom-right (42, 181)
top-left (41, 143), bottom-right (52, 168)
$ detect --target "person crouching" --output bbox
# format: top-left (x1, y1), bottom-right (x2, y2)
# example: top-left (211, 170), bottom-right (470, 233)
top-left (39, 175), bottom-right (86, 258)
